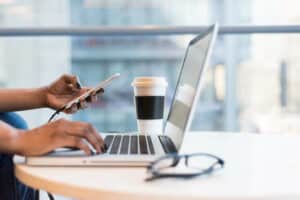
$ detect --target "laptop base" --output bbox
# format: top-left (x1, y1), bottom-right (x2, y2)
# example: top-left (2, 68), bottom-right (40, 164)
top-left (26, 134), bottom-right (176, 167)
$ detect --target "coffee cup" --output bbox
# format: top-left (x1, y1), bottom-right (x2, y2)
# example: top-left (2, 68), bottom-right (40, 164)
top-left (131, 77), bottom-right (168, 134)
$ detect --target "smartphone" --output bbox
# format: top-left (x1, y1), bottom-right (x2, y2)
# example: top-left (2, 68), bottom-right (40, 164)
top-left (63, 73), bottom-right (120, 110)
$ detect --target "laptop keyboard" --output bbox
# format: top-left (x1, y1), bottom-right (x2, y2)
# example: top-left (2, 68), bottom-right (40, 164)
top-left (104, 135), bottom-right (155, 155)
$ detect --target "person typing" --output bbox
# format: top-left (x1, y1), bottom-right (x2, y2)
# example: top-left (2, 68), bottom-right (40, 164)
top-left (0, 74), bottom-right (105, 199)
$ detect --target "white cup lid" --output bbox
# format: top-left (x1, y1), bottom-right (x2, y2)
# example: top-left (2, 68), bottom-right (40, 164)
top-left (131, 77), bottom-right (168, 87)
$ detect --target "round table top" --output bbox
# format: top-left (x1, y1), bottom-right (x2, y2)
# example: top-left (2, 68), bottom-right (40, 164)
top-left (15, 132), bottom-right (300, 200)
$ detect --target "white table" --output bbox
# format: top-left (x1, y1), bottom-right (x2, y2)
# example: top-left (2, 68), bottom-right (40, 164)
top-left (14, 132), bottom-right (300, 200)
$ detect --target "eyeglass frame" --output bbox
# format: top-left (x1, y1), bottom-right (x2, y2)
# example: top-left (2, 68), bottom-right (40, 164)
top-left (146, 152), bottom-right (225, 181)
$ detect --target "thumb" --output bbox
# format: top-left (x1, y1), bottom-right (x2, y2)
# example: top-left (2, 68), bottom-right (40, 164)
top-left (62, 74), bottom-right (81, 89)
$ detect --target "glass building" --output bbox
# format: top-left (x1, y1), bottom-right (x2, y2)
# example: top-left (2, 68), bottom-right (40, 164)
top-left (70, 0), bottom-right (250, 132)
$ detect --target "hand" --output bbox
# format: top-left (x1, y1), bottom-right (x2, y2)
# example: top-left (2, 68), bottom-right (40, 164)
top-left (44, 74), bottom-right (99, 114)
top-left (14, 119), bottom-right (105, 156)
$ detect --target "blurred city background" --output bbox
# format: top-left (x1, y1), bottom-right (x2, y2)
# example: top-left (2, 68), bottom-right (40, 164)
top-left (1, 0), bottom-right (300, 135)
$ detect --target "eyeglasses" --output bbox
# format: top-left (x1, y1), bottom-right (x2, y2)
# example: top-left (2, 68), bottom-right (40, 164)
top-left (146, 153), bottom-right (225, 181)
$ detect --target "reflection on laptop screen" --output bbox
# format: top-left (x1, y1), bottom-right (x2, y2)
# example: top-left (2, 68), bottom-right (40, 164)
top-left (165, 28), bottom-right (215, 148)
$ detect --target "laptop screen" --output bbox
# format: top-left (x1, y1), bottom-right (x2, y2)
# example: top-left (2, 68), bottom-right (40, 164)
top-left (164, 25), bottom-right (217, 148)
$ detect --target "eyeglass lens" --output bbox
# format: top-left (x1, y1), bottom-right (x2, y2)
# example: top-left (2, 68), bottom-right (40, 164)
top-left (152, 154), bottom-right (222, 174)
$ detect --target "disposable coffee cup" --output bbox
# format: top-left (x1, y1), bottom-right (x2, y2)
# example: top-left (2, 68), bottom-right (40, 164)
top-left (131, 77), bottom-right (168, 134)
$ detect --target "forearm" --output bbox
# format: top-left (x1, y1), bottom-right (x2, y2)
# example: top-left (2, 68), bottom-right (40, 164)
top-left (0, 121), bottom-right (22, 154)
top-left (0, 87), bottom-right (47, 112)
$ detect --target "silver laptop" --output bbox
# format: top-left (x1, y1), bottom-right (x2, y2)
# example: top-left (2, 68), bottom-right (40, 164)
top-left (26, 24), bottom-right (218, 166)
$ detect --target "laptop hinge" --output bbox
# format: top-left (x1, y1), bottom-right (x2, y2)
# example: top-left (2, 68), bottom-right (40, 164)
top-left (158, 135), bottom-right (178, 154)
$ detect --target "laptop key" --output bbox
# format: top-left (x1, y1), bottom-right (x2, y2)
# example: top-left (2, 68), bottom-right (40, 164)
top-left (110, 135), bottom-right (121, 154)
top-left (130, 135), bottom-right (138, 154)
top-left (120, 135), bottom-right (130, 154)
top-left (139, 135), bottom-right (148, 154)
top-left (104, 135), bottom-right (114, 151)
top-left (146, 136), bottom-right (155, 154)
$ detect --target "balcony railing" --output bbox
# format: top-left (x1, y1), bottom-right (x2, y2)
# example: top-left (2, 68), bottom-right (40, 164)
top-left (0, 25), bottom-right (298, 131)
top-left (0, 25), bottom-right (300, 36)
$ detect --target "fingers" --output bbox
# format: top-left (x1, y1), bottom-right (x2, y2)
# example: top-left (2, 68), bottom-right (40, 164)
top-left (64, 104), bottom-right (78, 114)
top-left (67, 83), bottom-right (80, 92)
top-left (89, 125), bottom-right (105, 151)
top-left (63, 74), bottom-right (81, 89)
top-left (52, 119), bottom-right (105, 155)
top-left (61, 74), bottom-right (82, 94)
top-left (78, 87), bottom-right (90, 95)
top-left (64, 98), bottom-right (90, 114)
top-left (85, 94), bottom-right (97, 104)
top-left (79, 99), bottom-right (89, 109)
top-left (66, 121), bottom-right (105, 154)
top-left (64, 89), bottom-right (100, 113)
top-left (64, 136), bottom-right (92, 156)
top-left (86, 89), bottom-right (103, 103)
top-left (93, 88), bottom-right (104, 99)
top-left (96, 88), bottom-right (105, 94)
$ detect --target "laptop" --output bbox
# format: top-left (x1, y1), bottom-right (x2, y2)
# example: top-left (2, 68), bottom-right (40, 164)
top-left (26, 24), bottom-right (219, 166)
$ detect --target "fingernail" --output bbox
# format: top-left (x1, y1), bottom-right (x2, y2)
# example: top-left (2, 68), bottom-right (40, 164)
top-left (101, 146), bottom-right (106, 153)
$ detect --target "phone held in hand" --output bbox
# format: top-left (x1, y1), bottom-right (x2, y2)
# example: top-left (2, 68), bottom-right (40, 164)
top-left (64, 73), bottom-right (120, 110)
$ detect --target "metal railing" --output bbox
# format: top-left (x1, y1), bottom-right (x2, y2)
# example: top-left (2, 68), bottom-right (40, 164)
top-left (0, 25), bottom-right (300, 36)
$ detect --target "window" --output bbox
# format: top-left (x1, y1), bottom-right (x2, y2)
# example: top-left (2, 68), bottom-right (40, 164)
top-left (1, 0), bottom-right (300, 134)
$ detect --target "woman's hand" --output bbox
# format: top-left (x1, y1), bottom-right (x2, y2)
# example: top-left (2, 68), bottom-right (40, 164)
top-left (13, 119), bottom-right (105, 156)
top-left (44, 74), bottom-right (99, 114)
